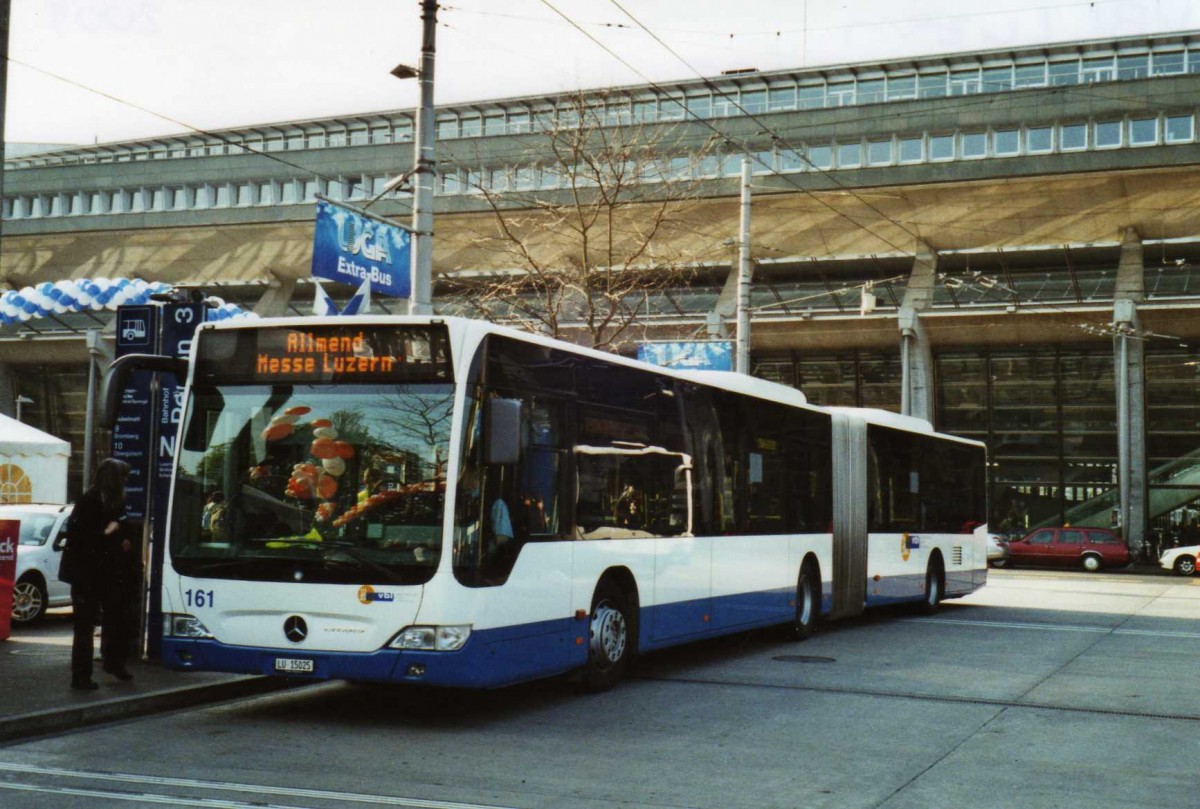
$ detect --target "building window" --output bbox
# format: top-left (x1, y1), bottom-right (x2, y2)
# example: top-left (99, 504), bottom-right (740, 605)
top-left (686, 94), bottom-right (713, 118)
top-left (993, 129), bottom-right (1020, 156)
top-left (856, 79), bottom-right (885, 105)
top-left (1094, 120), bottom-right (1122, 148)
top-left (508, 112), bottom-right (530, 134)
top-left (929, 134), bottom-right (955, 161)
top-left (1048, 60), bottom-right (1080, 85)
top-left (961, 132), bottom-right (987, 158)
top-left (304, 180), bottom-right (320, 201)
top-left (1013, 63), bottom-right (1046, 88)
top-left (779, 149), bottom-right (805, 172)
top-left (307, 134), bottom-right (326, 149)
top-left (483, 114), bottom-right (505, 137)
top-left (949, 68), bottom-right (981, 95)
top-left (837, 142), bottom-right (862, 169)
top-left (767, 86), bottom-right (795, 112)
top-left (1165, 115), bottom-right (1194, 143)
top-left (194, 186), bottom-right (211, 208)
top-left (632, 99), bottom-right (658, 121)
top-left (1026, 126), bottom-right (1053, 153)
top-left (739, 90), bottom-right (766, 114)
top-left (806, 145), bottom-right (833, 170)
top-left (171, 187), bottom-right (188, 210)
top-left (349, 130), bottom-right (369, 146)
top-left (371, 127), bottom-right (391, 144)
top-left (1116, 54), bottom-right (1149, 80)
top-left (797, 84), bottom-right (825, 109)
top-left (437, 118), bottom-right (458, 139)
top-left (1152, 50), bottom-right (1185, 75)
top-left (886, 75), bottom-right (916, 101)
top-left (917, 73), bottom-right (948, 98)
top-left (1129, 117), bottom-right (1158, 146)
top-left (1060, 123), bottom-right (1088, 151)
top-left (982, 66), bottom-right (1013, 92)
top-left (898, 137), bottom-right (923, 163)
top-left (394, 121), bottom-right (414, 142)
top-left (867, 139), bottom-right (892, 165)
top-left (236, 183), bottom-right (254, 206)
top-left (1082, 56), bottom-right (1114, 83)
top-left (281, 181), bottom-right (297, 204)
top-left (660, 97), bottom-right (686, 120)
top-left (215, 185), bottom-right (232, 207)
top-left (827, 81), bottom-right (854, 106)
top-left (258, 181), bottom-right (274, 204)
top-left (458, 116), bottom-right (481, 138)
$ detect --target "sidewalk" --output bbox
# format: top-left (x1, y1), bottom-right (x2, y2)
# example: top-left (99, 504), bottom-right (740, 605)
top-left (0, 610), bottom-right (290, 744)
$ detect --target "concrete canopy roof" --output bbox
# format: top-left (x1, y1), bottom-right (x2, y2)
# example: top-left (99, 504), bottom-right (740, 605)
top-left (4, 164), bottom-right (1200, 288)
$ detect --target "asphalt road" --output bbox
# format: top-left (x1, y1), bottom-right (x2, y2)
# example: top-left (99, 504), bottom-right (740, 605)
top-left (1, 568), bottom-right (1197, 809)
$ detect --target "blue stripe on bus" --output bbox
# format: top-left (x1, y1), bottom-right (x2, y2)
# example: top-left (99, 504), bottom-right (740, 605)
top-left (162, 577), bottom-right (941, 688)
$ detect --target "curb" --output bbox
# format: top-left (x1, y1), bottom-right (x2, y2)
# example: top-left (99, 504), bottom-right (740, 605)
top-left (0, 676), bottom-right (302, 745)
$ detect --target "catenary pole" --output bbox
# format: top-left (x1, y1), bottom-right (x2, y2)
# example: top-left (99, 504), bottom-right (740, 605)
top-left (408, 0), bottom-right (438, 315)
top-left (735, 156), bottom-right (752, 374)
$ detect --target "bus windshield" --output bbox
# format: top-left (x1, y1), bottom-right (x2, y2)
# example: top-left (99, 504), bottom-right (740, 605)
top-left (170, 383), bottom-right (453, 585)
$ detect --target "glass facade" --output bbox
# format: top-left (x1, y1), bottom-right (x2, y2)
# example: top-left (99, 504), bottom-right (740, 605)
top-left (936, 350), bottom-right (1118, 534)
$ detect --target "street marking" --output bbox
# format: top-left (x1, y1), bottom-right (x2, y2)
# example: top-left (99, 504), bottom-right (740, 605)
top-left (0, 762), bottom-right (517, 809)
top-left (0, 781), bottom-right (310, 808)
top-left (911, 617), bottom-right (1200, 639)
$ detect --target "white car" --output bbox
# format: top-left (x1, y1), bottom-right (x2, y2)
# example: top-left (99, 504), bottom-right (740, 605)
top-left (2, 503), bottom-right (73, 624)
top-left (1160, 544), bottom-right (1198, 576)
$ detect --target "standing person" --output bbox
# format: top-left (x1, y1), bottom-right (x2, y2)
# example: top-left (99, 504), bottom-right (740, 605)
top-left (65, 458), bottom-right (135, 690)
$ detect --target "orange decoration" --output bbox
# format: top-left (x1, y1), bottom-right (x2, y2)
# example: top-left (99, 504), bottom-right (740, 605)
top-left (310, 438), bottom-right (339, 459)
top-left (334, 441), bottom-right (355, 459)
top-left (262, 422), bottom-right (294, 442)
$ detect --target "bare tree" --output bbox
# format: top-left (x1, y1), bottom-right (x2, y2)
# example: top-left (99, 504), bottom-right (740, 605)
top-left (439, 91), bottom-right (721, 351)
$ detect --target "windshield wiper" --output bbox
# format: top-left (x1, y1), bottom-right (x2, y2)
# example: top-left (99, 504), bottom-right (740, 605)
top-left (319, 541), bottom-right (409, 585)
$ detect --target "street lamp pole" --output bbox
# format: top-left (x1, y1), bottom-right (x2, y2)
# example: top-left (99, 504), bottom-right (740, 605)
top-left (408, 0), bottom-right (439, 316)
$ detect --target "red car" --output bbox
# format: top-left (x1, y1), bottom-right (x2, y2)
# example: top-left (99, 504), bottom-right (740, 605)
top-left (1006, 527), bottom-right (1130, 572)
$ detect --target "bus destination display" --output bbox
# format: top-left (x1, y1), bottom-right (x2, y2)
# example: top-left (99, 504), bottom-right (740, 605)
top-left (195, 324), bottom-right (451, 385)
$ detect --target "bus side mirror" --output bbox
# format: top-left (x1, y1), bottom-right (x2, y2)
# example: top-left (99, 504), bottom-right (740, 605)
top-left (101, 353), bottom-right (189, 429)
top-left (485, 398), bottom-right (522, 465)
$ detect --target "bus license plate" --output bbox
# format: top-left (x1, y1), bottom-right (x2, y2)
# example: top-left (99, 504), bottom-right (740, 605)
top-left (274, 658), bottom-right (314, 674)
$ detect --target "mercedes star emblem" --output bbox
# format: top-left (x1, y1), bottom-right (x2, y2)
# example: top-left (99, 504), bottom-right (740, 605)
top-left (283, 615), bottom-right (308, 643)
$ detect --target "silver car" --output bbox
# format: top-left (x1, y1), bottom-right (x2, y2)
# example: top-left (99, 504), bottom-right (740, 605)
top-left (3, 503), bottom-right (73, 624)
top-left (987, 533), bottom-right (1010, 568)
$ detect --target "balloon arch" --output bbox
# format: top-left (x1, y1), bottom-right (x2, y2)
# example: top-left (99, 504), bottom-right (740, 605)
top-left (0, 278), bottom-right (256, 326)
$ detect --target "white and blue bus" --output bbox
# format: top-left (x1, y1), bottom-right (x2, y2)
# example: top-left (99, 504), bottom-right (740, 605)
top-left (126, 316), bottom-right (986, 691)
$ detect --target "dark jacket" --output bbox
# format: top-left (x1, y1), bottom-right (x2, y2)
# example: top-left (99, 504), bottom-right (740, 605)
top-left (65, 489), bottom-right (127, 589)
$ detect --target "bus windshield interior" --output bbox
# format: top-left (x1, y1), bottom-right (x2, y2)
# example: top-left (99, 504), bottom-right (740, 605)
top-left (170, 383), bottom-right (453, 585)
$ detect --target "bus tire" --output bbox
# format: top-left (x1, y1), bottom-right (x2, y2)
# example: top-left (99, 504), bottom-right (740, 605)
top-left (919, 556), bottom-right (944, 615)
top-left (581, 580), bottom-right (632, 693)
top-left (782, 561), bottom-right (818, 641)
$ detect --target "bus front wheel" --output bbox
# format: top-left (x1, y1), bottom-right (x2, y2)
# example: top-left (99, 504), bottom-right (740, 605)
top-left (782, 562), bottom-right (818, 641)
top-left (581, 581), bottom-right (631, 692)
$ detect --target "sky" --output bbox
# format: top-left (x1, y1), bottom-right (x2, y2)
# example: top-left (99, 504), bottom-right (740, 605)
top-left (5, 0), bottom-right (1200, 146)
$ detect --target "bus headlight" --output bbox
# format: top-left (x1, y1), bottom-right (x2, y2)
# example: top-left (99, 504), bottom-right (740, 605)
top-left (388, 625), bottom-right (472, 651)
top-left (164, 613), bottom-right (214, 639)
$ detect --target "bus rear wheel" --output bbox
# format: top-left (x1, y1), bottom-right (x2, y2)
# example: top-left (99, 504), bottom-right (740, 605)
top-left (581, 581), bottom-right (631, 692)
top-left (919, 558), bottom-right (944, 615)
top-left (782, 563), bottom-right (817, 641)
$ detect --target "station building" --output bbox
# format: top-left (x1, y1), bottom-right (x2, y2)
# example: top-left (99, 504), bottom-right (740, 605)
top-left (3, 30), bottom-right (1200, 552)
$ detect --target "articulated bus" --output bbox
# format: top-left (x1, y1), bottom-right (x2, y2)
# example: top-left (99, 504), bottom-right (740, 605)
top-left (122, 316), bottom-right (986, 691)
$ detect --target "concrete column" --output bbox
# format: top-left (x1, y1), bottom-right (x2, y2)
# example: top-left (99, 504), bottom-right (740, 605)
top-left (898, 245), bottom-right (939, 423)
top-left (1113, 227), bottom-right (1146, 555)
top-left (253, 271), bottom-right (298, 318)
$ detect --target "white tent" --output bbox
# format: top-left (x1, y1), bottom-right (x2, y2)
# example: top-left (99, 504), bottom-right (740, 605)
top-left (0, 414), bottom-right (70, 504)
